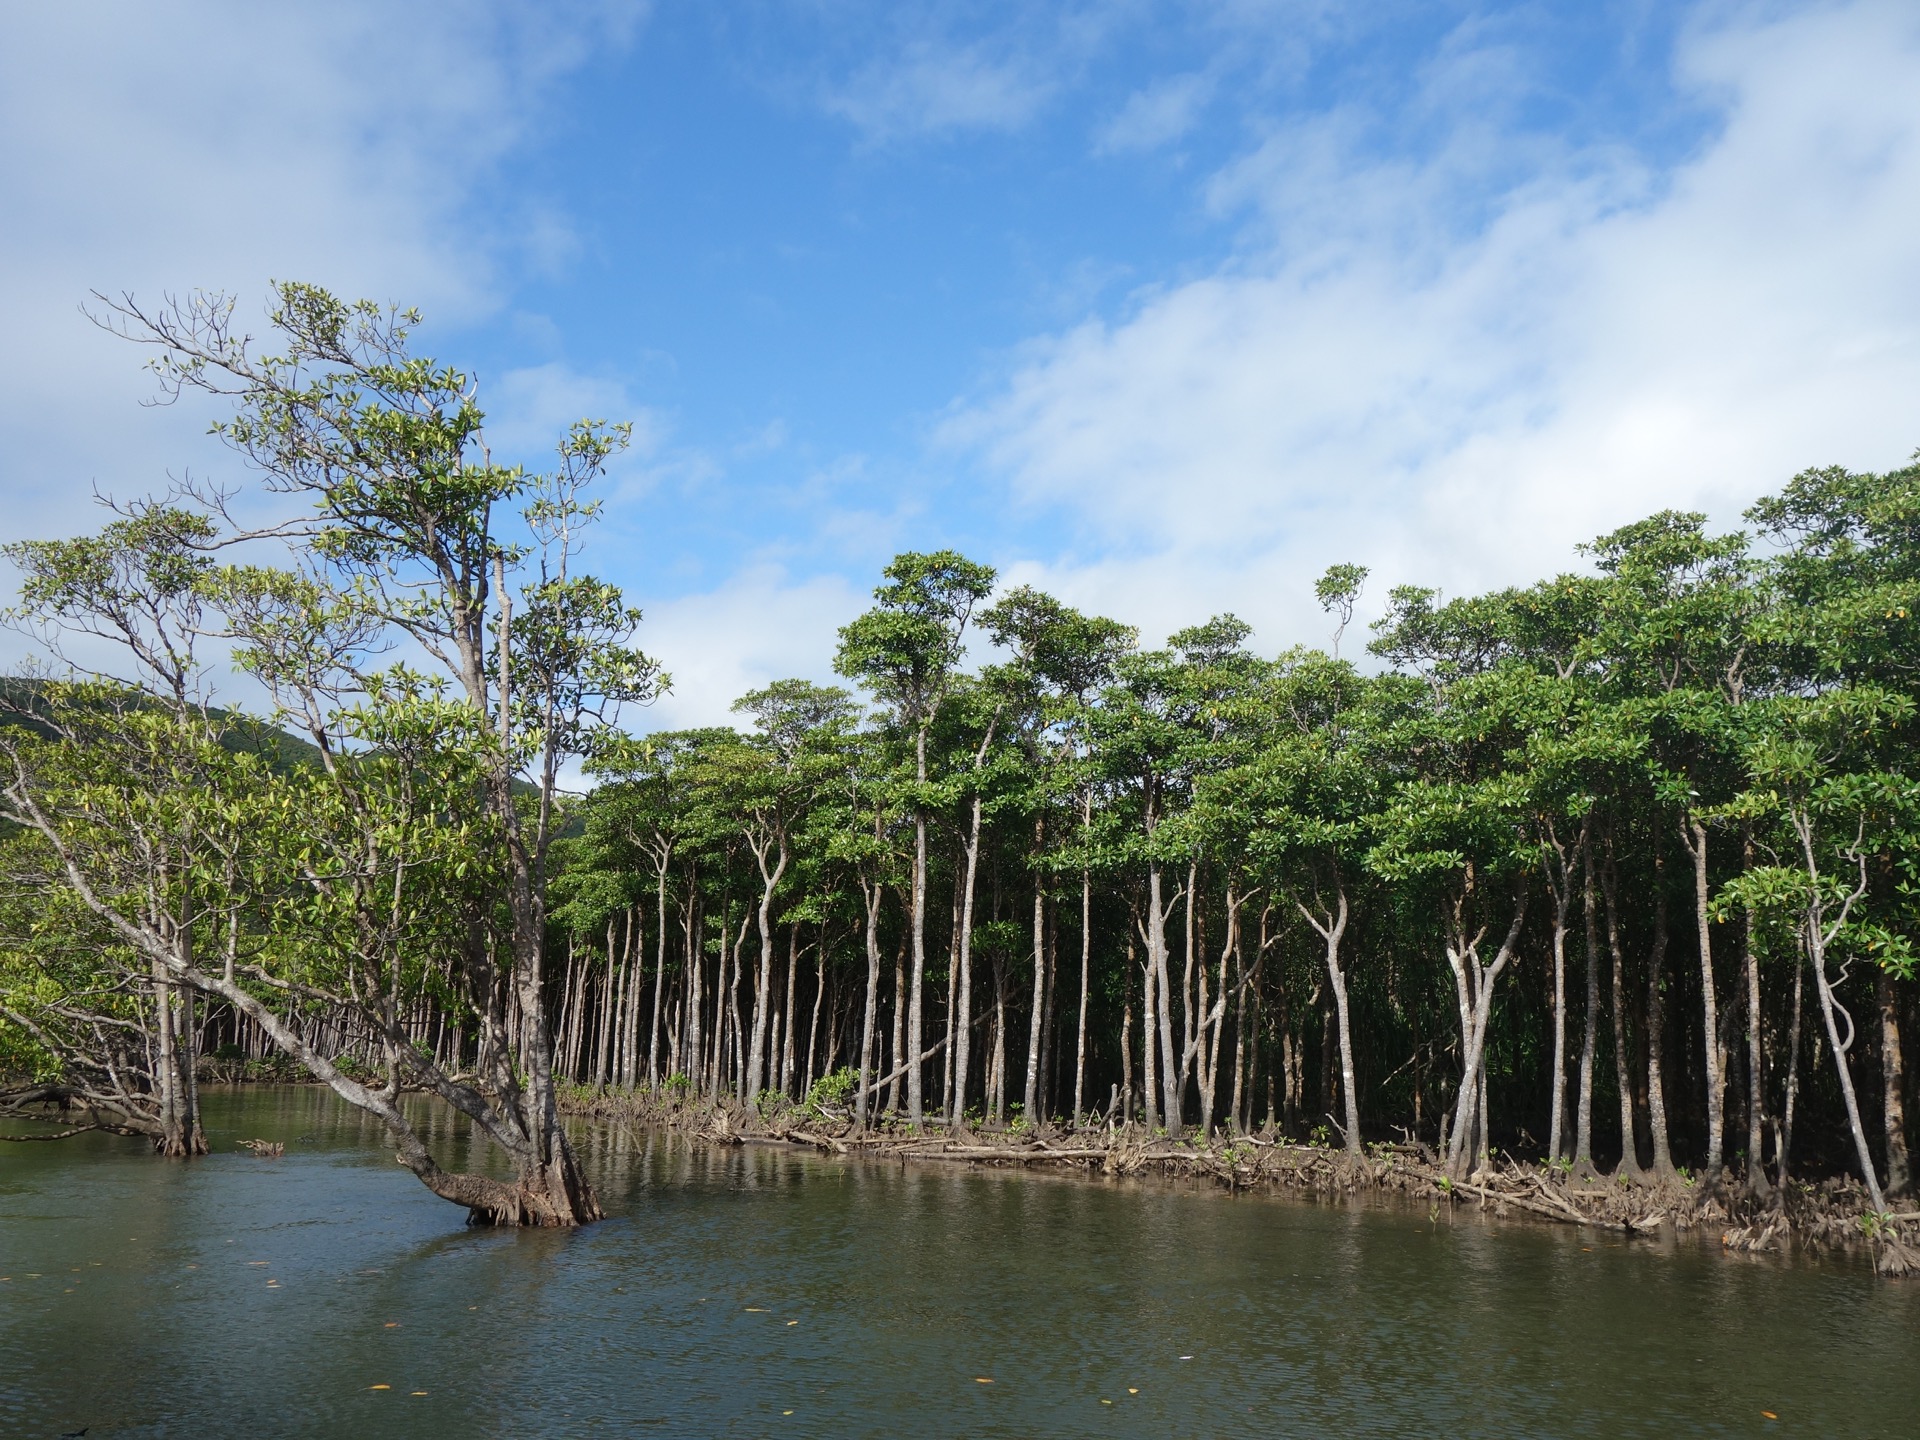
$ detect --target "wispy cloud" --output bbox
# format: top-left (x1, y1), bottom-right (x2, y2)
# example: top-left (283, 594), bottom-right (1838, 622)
top-left (486, 363), bottom-right (667, 469)
top-left (637, 564), bottom-right (868, 731)
top-left (1095, 71), bottom-right (1215, 154)
top-left (0, 0), bottom-right (641, 542)
top-left (948, 0), bottom-right (1920, 651)
top-left (824, 39), bottom-right (1057, 141)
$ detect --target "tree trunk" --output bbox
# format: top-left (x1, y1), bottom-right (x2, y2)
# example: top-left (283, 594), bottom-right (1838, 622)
top-left (888, 930), bottom-right (907, 1116)
top-left (745, 840), bottom-right (788, 1101)
top-left (728, 915), bottom-right (749, 1101)
top-left (1643, 876), bottom-right (1676, 1180)
top-left (596, 916), bottom-right (618, 1088)
top-left (151, 915), bottom-right (206, 1156)
top-left (1600, 851), bottom-right (1645, 1179)
top-left (1574, 845), bottom-right (1600, 1172)
top-left (1120, 933), bottom-right (1135, 1126)
top-left (1681, 818), bottom-right (1725, 1187)
top-left (1023, 819), bottom-right (1047, 1126)
top-left (648, 874), bottom-right (667, 1086)
top-left (942, 847), bottom-right (961, 1119)
top-left (1776, 951), bottom-right (1804, 1192)
top-left (1743, 885), bottom-right (1770, 1199)
top-left (1549, 903), bottom-right (1568, 1164)
top-left (1178, 862), bottom-right (1198, 1120)
top-left (1042, 900), bottom-right (1059, 1119)
top-left (990, 950), bottom-right (1008, 1124)
top-left (856, 881), bottom-right (883, 1129)
top-left (684, 888), bottom-right (704, 1086)
top-left (1879, 971), bottom-right (1910, 1199)
top-left (1808, 928), bottom-right (1886, 1211)
top-left (951, 798), bottom-right (986, 1126)
top-left (555, 943), bottom-right (577, 1081)
top-left (1147, 863), bottom-right (1179, 1129)
top-left (1230, 945), bottom-right (1253, 1135)
top-left (1301, 889), bottom-right (1362, 1160)
top-left (805, 937), bottom-right (827, 1099)
top-left (1444, 883), bottom-right (1528, 1182)
top-left (1073, 863), bottom-right (1092, 1122)
top-left (780, 926), bottom-right (800, 1097)
top-left (908, 726), bottom-right (929, 1124)
top-left (625, 909), bottom-right (644, 1088)
top-left (1137, 907), bottom-right (1158, 1130)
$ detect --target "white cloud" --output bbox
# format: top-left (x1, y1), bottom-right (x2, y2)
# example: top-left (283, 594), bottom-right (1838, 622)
top-left (949, 0), bottom-right (1920, 653)
top-left (1096, 72), bottom-right (1215, 154)
top-left (485, 363), bottom-right (668, 470)
top-left (825, 39), bottom-right (1056, 140)
top-left (634, 566), bottom-right (869, 733)
top-left (0, 0), bottom-right (641, 546)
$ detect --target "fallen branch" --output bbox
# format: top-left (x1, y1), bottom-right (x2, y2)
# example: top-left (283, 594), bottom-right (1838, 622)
top-left (1444, 1178), bottom-right (1590, 1226)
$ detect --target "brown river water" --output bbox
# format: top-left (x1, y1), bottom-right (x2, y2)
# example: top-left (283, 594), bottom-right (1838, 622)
top-left (2, 1086), bottom-right (1917, 1437)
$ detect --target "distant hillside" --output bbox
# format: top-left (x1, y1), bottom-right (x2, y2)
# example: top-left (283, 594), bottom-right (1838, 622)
top-left (0, 681), bottom-right (566, 822)
top-left (0, 680), bottom-right (328, 775)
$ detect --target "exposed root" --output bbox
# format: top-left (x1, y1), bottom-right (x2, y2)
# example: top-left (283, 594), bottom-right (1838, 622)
top-left (1874, 1235), bottom-right (1920, 1277)
top-left (1, 1083), bottom-right (163, 1141)
top-left (559, 1087), bottom-right (1919, 1275)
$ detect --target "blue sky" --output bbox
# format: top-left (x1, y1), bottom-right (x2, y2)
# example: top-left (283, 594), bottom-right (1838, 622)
top-left (5, 2), bottom-right (1920, 729)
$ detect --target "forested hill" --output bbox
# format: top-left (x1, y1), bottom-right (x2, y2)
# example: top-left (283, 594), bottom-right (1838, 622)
top-left (0, 680), bottom-right (327, 773)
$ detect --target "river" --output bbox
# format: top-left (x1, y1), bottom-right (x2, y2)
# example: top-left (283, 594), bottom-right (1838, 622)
top-left (2, 1087), bottom-right (1916, 1437)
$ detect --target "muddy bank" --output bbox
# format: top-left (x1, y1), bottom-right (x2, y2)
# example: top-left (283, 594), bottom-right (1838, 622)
top-left (560, 1088), bottom-right (1920, 1276)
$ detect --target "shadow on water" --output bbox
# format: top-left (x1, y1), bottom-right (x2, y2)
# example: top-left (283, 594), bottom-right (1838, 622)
top-left (3, 1086), bottom-right (1918, 1438)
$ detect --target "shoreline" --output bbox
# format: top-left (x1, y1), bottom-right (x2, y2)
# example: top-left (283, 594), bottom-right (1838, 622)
top-left (561, 1088), bottom-right (1920, 1277)
top-left (13, 1075), bottom-right (1913, 1275)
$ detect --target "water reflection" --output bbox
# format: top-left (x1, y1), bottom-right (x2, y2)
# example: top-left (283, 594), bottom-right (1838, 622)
top-left (2, 1087), bottom-right (1916, 1438)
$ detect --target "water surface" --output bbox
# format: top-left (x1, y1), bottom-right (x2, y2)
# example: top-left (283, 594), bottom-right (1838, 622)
top-left (2, 1087), bottom-right (1915, 1437)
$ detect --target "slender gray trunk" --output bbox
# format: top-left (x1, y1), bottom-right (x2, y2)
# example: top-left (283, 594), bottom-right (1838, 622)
top-left (855, 881), bottom-right (883, 1128)
top-left (1299, 888), bottom-right (1362, 1160)
top-left (648, 862), bottom-right (669, 1086)
top-left (1879, 971), bottom-right (1910, 1199)
top-left (1444, 882), bottom-right (1528, 1182)
top-left (908, 727), bottom-right (929, 1124)
top-left (1682, 818), bottom-right (1725, 1187)
top-left (805, 939), bottom-right (826, 1098)
top-left (951, 795), bottom-right (986, 1126)
top-left (781, 926), bottom-right (800, 1097)
top-left (1073, 863), bottom-right (1092, 1122)
top-left (1024, 828), bottom-right (1047, 1125)
top-left (1574, 845), bottom-right (1600, 1170)
top-left (1147, 865), bottom-right (1179, 1128)
top-left (1601, 850), bottom-right (1644, 1179)
top-left (1776, 949), bottom-right (1805, 1192)
top-left (1644, 876), bottom-right (1676, 1180)
top-left (745, 838), bottom-right (788, 1101)
top-left (1794, 811), bottom-right (1886, 1211)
